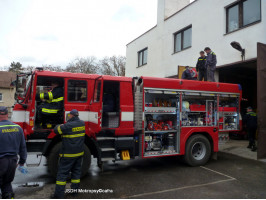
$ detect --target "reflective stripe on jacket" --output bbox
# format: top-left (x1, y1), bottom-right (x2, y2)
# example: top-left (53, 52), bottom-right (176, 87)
top-left (196, 56), bottom-right (206, 71)
top-left (0, 120), bottom-right (27, 164)
top-left (54, 116), bottom-right (85, 157)
top-left (243, 111), bottom-right (257, 129)
top-left (37, 87), bottom-right (64, 114)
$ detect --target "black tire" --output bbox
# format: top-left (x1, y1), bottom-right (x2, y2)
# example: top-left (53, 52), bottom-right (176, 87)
top-left (184, 135), bottom-right (211, 166)
top-left (47, 142), bottom-right (91, 178)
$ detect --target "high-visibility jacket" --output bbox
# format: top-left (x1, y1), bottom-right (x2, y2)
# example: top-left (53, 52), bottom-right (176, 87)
top-left (36, 87), bottom-right (64, 114)
top-left (243, 111), bottom-right (257, 130)
top-left (196, 56), bottom-right (206, 71)
top-left (0, 120), bottom-right (27, 164)
top-left (54, 116), bottom-right (85, 158)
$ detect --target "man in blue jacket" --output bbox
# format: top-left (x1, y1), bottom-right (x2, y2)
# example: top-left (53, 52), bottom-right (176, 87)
top-left (182, 66), bottom-right (196, 80)
top-left (243, 107), bottom-right (257, 152)
top-left (204, 47), bottom-right (217, 82)
top-left (0, 106), bottom-right (27, 199)
top-left (52, 109), bottom-right (85, 199)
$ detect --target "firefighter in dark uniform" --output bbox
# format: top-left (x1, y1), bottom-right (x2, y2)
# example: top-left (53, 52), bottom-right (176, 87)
top-left (0, 106), bottom-right (27, 199)
top-left (196, 51), bottom-right (207, 81)
top-left (36, 80), bottom-right (64, 128)
top-left (52, 109), bottom-right (85, 199)
top-left (243, 107), bottom-right (257, 152)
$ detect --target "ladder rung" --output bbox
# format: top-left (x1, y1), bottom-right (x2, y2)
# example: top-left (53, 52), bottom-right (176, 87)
top-left (97, 137), bottom-right (115, 140)
top-left (101, 157), bottom-right (115, 162)
top-left (101, 148), bottom-right (115, 152)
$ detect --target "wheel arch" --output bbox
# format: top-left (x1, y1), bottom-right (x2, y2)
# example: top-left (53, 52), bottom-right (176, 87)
top-left (42, 135), bottom-right (62, 157)
top-left (186, 132), bottom-right (214, 153)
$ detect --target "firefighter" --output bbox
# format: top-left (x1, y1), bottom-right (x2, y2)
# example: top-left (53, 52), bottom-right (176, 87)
top-left (52, 109), bottom-right (85, 199)
top-left (243, 107), bottom-right (257, 152)
top-left (204, 47), bottom-right (217, 82)
top-left (196, 51), bottom-right (207, 81)
top-left (0, 106), bottom-right (27, 199)
top-left (36, 80), bottom-right (64, 128)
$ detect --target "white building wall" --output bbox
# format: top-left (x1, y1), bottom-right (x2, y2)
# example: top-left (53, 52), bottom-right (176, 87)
top-left (126, 0), bottom-right (266, 78)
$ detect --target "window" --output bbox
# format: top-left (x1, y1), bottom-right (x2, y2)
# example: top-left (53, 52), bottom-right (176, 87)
top-left (0, 93), bottom-right (2, 102)
top-left (227, 4), bottom-right (239, 32)
top-left (93, 80), bottom-right (101, 102)
top-left (226, 0), bottom-right (261, 33)
top-left (138, 48), bottom-right (148, 67)
top-left (174, 25), bottom-right (192, 53)
top-left (67, 80), bottom-right (87, 102)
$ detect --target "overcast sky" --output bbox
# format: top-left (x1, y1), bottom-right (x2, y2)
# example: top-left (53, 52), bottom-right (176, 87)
top-left (0, 0), bottom-right (157, 68)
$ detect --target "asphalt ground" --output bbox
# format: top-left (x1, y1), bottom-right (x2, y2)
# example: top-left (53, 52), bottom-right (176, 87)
top-left (14, 151), bottom-right (266, 199)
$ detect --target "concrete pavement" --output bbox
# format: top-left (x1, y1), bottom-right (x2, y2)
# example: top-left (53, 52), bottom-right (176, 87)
top-left (219, 139), bottom-right (266, 162)
top-left (16, 146), bottom-right (266, 199)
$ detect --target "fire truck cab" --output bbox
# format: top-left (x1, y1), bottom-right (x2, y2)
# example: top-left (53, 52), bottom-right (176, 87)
top-left (11, 69), bottom-right (242, 177)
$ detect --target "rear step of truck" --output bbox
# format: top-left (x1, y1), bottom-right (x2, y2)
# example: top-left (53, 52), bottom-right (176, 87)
top-left (96, 136), bottom-right (117, 164)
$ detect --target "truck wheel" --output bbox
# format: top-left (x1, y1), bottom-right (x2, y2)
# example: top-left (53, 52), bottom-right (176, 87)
top-left (47, 142), bottom-right (91, 178)
top-left (184, 135), bottom-right (211, 166)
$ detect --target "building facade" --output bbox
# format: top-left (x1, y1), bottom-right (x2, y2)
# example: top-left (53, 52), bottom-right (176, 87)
top-left (126, 0), bottom-right (266, 159)
top-left (0, 71), bottom-right (16, 114)
top-left (126, 0), bottom-right (265, 78)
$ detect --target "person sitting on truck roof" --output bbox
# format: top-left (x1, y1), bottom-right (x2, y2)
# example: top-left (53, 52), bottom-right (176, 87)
top-left (36, 80), bottom-right (64, 128)
top-left (182, 66), bottom-right (197, 80)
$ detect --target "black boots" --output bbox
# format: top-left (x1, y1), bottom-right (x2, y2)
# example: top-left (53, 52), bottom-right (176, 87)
top-left (2, 192), bottom-right (14, 199)
top-left (251, 145), bottom-right (257, 152)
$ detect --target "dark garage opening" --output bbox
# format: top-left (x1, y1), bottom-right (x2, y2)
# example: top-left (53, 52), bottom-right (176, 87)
top-left (218, 59), bottom-right (257, 117)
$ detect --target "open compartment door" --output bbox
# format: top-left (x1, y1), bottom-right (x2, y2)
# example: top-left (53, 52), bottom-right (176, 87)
top-left (88, 77), bottom-right (103, 134)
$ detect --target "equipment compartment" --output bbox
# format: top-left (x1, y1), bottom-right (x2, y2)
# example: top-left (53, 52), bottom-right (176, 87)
top-left (143, 89), bottom-right (180, 157)
top-left (218, 96), bottom-right (240, 131)
top-left (181, 93), bottom-right (217, 127)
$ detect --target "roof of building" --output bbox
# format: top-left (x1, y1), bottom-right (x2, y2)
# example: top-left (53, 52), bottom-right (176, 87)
top-left (0, 71), bottom-right (16, 88)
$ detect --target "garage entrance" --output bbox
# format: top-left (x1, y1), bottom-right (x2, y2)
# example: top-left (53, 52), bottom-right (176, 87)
top-left (218, 59), bottom-right (257, 116)
top-left (218, 43), bottom-right (266, 159)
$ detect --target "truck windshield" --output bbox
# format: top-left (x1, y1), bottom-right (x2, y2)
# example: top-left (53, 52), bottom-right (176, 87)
top-left (16, 74), bottom-right (32, 100)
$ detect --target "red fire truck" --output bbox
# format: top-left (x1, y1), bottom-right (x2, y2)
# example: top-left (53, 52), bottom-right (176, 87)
top-left (11, 69), bottom-right (242, 177)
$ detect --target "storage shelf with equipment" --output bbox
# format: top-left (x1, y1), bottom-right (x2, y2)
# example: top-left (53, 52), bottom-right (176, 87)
top-left (181, 93), bottom-right (218, 127)
top-left (143, 89), bottom-right (180, 157)
top-left (218, 95), bottom-right (240, 131)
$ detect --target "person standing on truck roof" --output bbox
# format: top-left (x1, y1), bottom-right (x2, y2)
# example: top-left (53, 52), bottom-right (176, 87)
top-left (204, 47), bottom-right (217, 82)
top-left (36, 80), bottom-right (64, 128)
top-left (196, 51), bottom-right (207, 81)
top-left (0, 106), bottom-right (27, 199)
top-left (243, 107), bottom-right (257, 152)
top-left (52, 109), bottom-right (85, 199)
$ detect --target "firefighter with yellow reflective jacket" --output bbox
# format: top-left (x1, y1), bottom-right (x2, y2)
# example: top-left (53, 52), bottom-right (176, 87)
top-left (52, 109), bottom-right (85, 199)
top-left (36, 80), bottom-right (64, 128)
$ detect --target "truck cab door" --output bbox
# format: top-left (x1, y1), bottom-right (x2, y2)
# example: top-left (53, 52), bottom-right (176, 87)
top-left (88, 77), bottom-right (103, 134)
